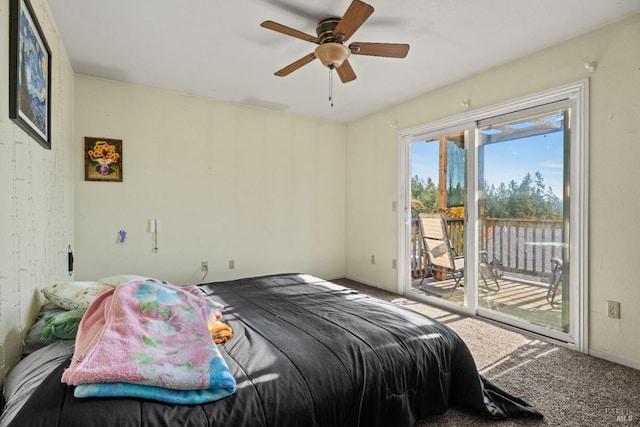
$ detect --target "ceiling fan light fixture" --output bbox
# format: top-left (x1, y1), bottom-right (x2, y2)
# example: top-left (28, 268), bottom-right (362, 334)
top-left (314, 43), bottom-right (350, 69)
top-left (262, 0), bottom-right (409, 83)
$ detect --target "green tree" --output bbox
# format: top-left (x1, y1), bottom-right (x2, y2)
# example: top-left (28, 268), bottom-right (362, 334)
top-left (483, 171), bottom-right (561, 219)
top-left (412, 170), bottom-right (561, 219)
top-left (411, 175), bottom-right (438, 216)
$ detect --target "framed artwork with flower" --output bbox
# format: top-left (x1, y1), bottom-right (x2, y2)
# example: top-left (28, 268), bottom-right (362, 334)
top-left (84, 137), bottom-right (123, 182)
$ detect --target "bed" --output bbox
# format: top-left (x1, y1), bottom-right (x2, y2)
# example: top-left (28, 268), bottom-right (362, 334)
top-left (1, 273), bottom-right (542, 426)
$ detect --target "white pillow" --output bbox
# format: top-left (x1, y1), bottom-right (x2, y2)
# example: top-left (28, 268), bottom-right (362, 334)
top-left (96, 274), bottom-right (149, 287)
top-left (41, 281), bottom-right (113, 310)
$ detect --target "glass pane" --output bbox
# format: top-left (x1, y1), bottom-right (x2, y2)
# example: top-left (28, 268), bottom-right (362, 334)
top-left (478, 109), bottom-right (568, 332)
top-left (409, 132), bottom-right (466, 307)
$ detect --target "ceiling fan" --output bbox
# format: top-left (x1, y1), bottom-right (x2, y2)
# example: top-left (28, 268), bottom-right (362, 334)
top-left (261, 0), bottom-right (410, 83)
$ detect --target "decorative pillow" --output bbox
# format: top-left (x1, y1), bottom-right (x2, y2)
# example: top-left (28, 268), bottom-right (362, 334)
top-left (41, 281), bottom-right (113, 310)
top-left (22, 303), bottom-right (68, 355)
top-left (96, 274), bottom-right (149, 287)
top-left (41, 308), bottom-right (86, 340)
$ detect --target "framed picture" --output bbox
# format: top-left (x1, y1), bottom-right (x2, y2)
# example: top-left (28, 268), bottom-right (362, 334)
top-left (9, 0), bottom-right (52, 149)
top-left (84, 137), bottom-right (123, 182)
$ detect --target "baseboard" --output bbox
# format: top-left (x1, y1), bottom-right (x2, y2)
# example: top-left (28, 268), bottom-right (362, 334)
top-left (589, 349), bottom-right (640, 371)
top-left (342, 275), bottom-right (401, 295)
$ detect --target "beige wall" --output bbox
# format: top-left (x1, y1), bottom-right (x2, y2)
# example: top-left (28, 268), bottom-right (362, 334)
top-left (0, 0), bottom-right (75, 384)
top-left (73, 77), bottom-right (346, 285)
top-left (345, 14), bottom-right (640, 367)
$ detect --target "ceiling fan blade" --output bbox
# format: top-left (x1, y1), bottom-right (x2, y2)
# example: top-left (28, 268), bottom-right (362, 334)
top-left (261, 21), bottom-right (320, 44)
top-left (333, 0), bottom-right (374, 42)
top-left (336, 59), bottom-right (357, 83)
top-left (274, 53), bottom-right (317, 77)
top-left (349, 42), bottom-right (410, 58)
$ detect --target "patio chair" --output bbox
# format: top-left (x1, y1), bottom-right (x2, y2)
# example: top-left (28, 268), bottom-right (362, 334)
top-left (479, 251), bottom-right (501, 291)
top-left (418, 213), bottom-right (465, 294)
top-left (547, 257), bottom-right (563, 306)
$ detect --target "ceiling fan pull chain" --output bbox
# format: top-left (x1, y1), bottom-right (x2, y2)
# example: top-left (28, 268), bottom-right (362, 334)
top-left (329, 68), bottom-right (334, 107)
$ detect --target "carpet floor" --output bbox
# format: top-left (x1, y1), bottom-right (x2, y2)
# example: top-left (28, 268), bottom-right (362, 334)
top-left (333, 278), bottom-right (640, 426)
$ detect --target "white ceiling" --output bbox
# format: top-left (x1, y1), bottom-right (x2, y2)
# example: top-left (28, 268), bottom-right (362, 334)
top-left (48, 0), bottom-right (640, 123)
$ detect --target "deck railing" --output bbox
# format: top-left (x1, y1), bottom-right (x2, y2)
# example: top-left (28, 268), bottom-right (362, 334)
top-left (412, 217), bottom-right (563, 280)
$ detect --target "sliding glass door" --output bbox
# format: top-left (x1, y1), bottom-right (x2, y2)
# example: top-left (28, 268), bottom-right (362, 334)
top-left (477, 102), bottom-right (570, 335)
top-left (408, 130), bottom-right (468, 308)
top-left (399, 81), bottom-right (588, 349)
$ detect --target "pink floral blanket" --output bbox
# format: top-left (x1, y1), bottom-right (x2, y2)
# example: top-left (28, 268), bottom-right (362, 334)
top-left (61, 280), bottom-right (236, 404)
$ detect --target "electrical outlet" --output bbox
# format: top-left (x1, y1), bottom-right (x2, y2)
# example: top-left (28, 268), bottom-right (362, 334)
top-left (607, 301), bottom-right (620, 319)
top-left (391, 259), bottom-right (397, 269)
top-left (229, 260), bottom-right (235, 269)
top-left (201, 261), bottom-right (208, 272)
top-left (371, 255), bottom-right (376, 265)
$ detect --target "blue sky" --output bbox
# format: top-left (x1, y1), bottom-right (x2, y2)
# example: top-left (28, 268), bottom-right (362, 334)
top-left (411, 131), bottom-right (564, 197)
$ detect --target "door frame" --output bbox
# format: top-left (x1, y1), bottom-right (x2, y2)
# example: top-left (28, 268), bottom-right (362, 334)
top-left (397, 79), bottom-right (589, 352)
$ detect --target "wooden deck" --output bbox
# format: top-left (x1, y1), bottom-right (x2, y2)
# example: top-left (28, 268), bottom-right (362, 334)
top-left (410, 274), bottom-right (565, 331)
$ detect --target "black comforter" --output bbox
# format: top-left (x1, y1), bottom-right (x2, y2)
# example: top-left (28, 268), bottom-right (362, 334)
top-left (8, 274), bottom-right (542, 426)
